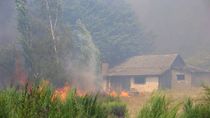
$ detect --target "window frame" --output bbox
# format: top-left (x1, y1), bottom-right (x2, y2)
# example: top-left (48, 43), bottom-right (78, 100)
top-left (176, 74), bottom-right (185, 81)
top-left (134, 77), bottom-right (146, 84)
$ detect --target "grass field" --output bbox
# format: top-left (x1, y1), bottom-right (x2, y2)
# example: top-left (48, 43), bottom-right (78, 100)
top-left (0, 82), bottom-right (207, 118)
top-left (121, 88), bottom-right (204, 118)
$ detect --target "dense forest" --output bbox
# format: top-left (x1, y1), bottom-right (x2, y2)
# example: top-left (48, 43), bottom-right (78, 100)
top-left (0, 0), bottom-right (152, 87)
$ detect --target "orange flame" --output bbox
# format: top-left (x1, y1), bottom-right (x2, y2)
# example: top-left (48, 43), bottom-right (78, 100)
top-left (109, 91), bottom-right (118, 97)
top-left (76, 87), bottom-right (87, 97)
top-left (120, 91), bottom-right (129, 97)
top-left (15, 53), bottom-right (28, 86)
top-left (108, 90), bottom-right (130, 97)
top-left (52, 85), bottom-right (71, 103)
top-left (52, 84), bottom-right (89, 102)
top-left (39, 80), bottom-right (50, 92)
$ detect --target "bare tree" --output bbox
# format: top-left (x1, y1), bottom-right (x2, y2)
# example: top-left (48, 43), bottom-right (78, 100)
top-left (43, 0), bottom-right (62, 62)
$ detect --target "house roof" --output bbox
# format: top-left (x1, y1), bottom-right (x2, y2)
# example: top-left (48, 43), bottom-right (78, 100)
top-left (108, 54), bottom-right (179, 76)
top-left (186, 65), bottom-right (210, 73)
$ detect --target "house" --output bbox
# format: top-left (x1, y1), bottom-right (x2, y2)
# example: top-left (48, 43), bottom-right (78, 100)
top-left (102, 54), bottom-right (210, 93)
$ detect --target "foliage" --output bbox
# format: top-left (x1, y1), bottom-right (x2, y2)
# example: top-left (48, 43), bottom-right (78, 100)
top-left (180, 98), bottom-right (210, 118)
top-left (63, 0), bottom-right (153, 65)
top-left (0, 82), bottom-right (119, 118)
top-left (137, 86), bottom-right (210, 118)
top-left (102, 101), bottom-right (128, 118)
top-left (180, 86), bottom-right (210, 118)
top-left (72, 19), bottom-right (101, 75)
top-left (138, 93), bottom-right (179, 118)
top-left (16, 0), bottom-right (73, 85)
top-left (16, 0), bottom-right (32, 75)
top-left (14, 0), bottom-right (154, 88)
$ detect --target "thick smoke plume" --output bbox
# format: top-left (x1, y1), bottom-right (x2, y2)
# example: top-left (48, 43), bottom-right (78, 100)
top-left (127, 0), bottom-right (210, 57)
top-left (66, 20), bottom-right (101, 92)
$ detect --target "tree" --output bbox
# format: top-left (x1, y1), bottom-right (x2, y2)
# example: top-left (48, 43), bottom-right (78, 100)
top-left (16, 0), bottom-right (73, 85)
top-left (70, 19), bottom-right (101, 90)
top-left (63, 0), bottom-right (153, 65)
top-left (74, 19), bottom-right (100, 75)
top-left (0, 0), bottom-right (16, 87)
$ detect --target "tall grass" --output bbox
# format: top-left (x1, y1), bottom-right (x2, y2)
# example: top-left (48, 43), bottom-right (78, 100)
top-left (5, 83), bottom-right (210, 118)
top-left (180, 86), bottom-right (210, 118)
top-left (138, 86), bottom-right (210, 118)
top-left (0, 82), bottom-right (127, 118)
top-left (138, 93), bottom-right (179, 118)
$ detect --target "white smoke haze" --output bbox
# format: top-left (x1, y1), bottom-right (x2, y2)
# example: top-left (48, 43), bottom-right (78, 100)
top-left (0, 0), bottom-right (17, 45)
top-left (66, 57), bottom-right (100, 92)
top-left (1, 0), bottom-right (210, 88)
top-left (127, 0), bottom-right (210, 57)
top-left (65, 20), bottom-right (101, 91)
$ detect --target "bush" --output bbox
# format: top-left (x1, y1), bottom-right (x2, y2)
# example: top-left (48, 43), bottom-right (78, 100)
top-left (102, 101), bottom-right (127, 118)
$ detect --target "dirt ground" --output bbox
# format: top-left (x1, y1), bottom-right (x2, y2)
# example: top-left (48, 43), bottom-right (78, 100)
top-left (121, 88), bottom-right (204, 118)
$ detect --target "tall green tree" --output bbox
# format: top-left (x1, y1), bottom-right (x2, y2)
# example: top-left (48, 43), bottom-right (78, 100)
top-left (16, 0), bottom-right (32, 78)
top-left (70, 19), bottom-right (101, 90)
top-left (16, 0), bottom-right (73, 85)
top-left (0, 0), bottom-right (17, 87)
top-left (73, 19), bottom-right (100, 75)
top-left (63, 0), bottom-right (153, 65)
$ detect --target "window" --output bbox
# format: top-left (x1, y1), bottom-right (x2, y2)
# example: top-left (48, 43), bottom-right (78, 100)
top-left (134, 77), bottom-right (146, 84)
top-left (177, 74), bottom-right (185, 81)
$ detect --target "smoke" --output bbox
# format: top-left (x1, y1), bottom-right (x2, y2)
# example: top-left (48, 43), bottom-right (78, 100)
top-left (0, 0), bottom-right (17, 45)
top-left (127, 0), bottom-right (210, 57)
top-left (65, 20), bottom-right (101, 92)
top-left (0, 1), bottom-right (101, 90)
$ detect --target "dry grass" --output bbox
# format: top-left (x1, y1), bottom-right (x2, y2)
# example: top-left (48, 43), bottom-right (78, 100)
top-left (121, 88), bottom-right (204, 118)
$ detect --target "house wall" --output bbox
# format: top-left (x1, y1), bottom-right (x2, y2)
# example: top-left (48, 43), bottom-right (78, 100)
top-left (191, 72), bottom-right (210, 87)
top-left (171, 69), bottom-right (192, 89)
top-left (108, 77), bottom-right (131, 92)
top-left (159, 70), bottom-right (172, 89)
top-left (130, 76), bottom-right (159, 93)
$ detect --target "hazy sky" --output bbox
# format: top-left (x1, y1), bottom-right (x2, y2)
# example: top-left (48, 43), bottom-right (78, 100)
top-left (127, 0), bottom-right (210, 56)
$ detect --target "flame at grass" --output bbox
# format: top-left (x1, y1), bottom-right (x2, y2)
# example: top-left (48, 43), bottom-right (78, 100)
top-left (51, 84), bottom-right (88, 103)
top-left (52, 85), bottom-right (71, 102)
top-left (109, 90), bottom-right (130, 97)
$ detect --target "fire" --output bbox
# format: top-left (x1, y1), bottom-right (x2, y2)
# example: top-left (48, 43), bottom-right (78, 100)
top-left (52, 85), bottom-right (71, 103)
top-left (109, 91), bottom-right (117, 97)
top-left (108, 90), bottom-right (130, 97)
top-left (15, 52), bottom-right (28, 86)
top-left (52, 84), bottom-right (88, 103)
top-left (120, 91), bottom-right (129, 97)
top-left (39, 80), bottom-right (50, 92)
top-left (76, 87), bottom-right (87, 97)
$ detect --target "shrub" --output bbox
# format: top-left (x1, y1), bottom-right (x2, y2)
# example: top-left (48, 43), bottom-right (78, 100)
top-left (102, 101), bottom-right (127, 118)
